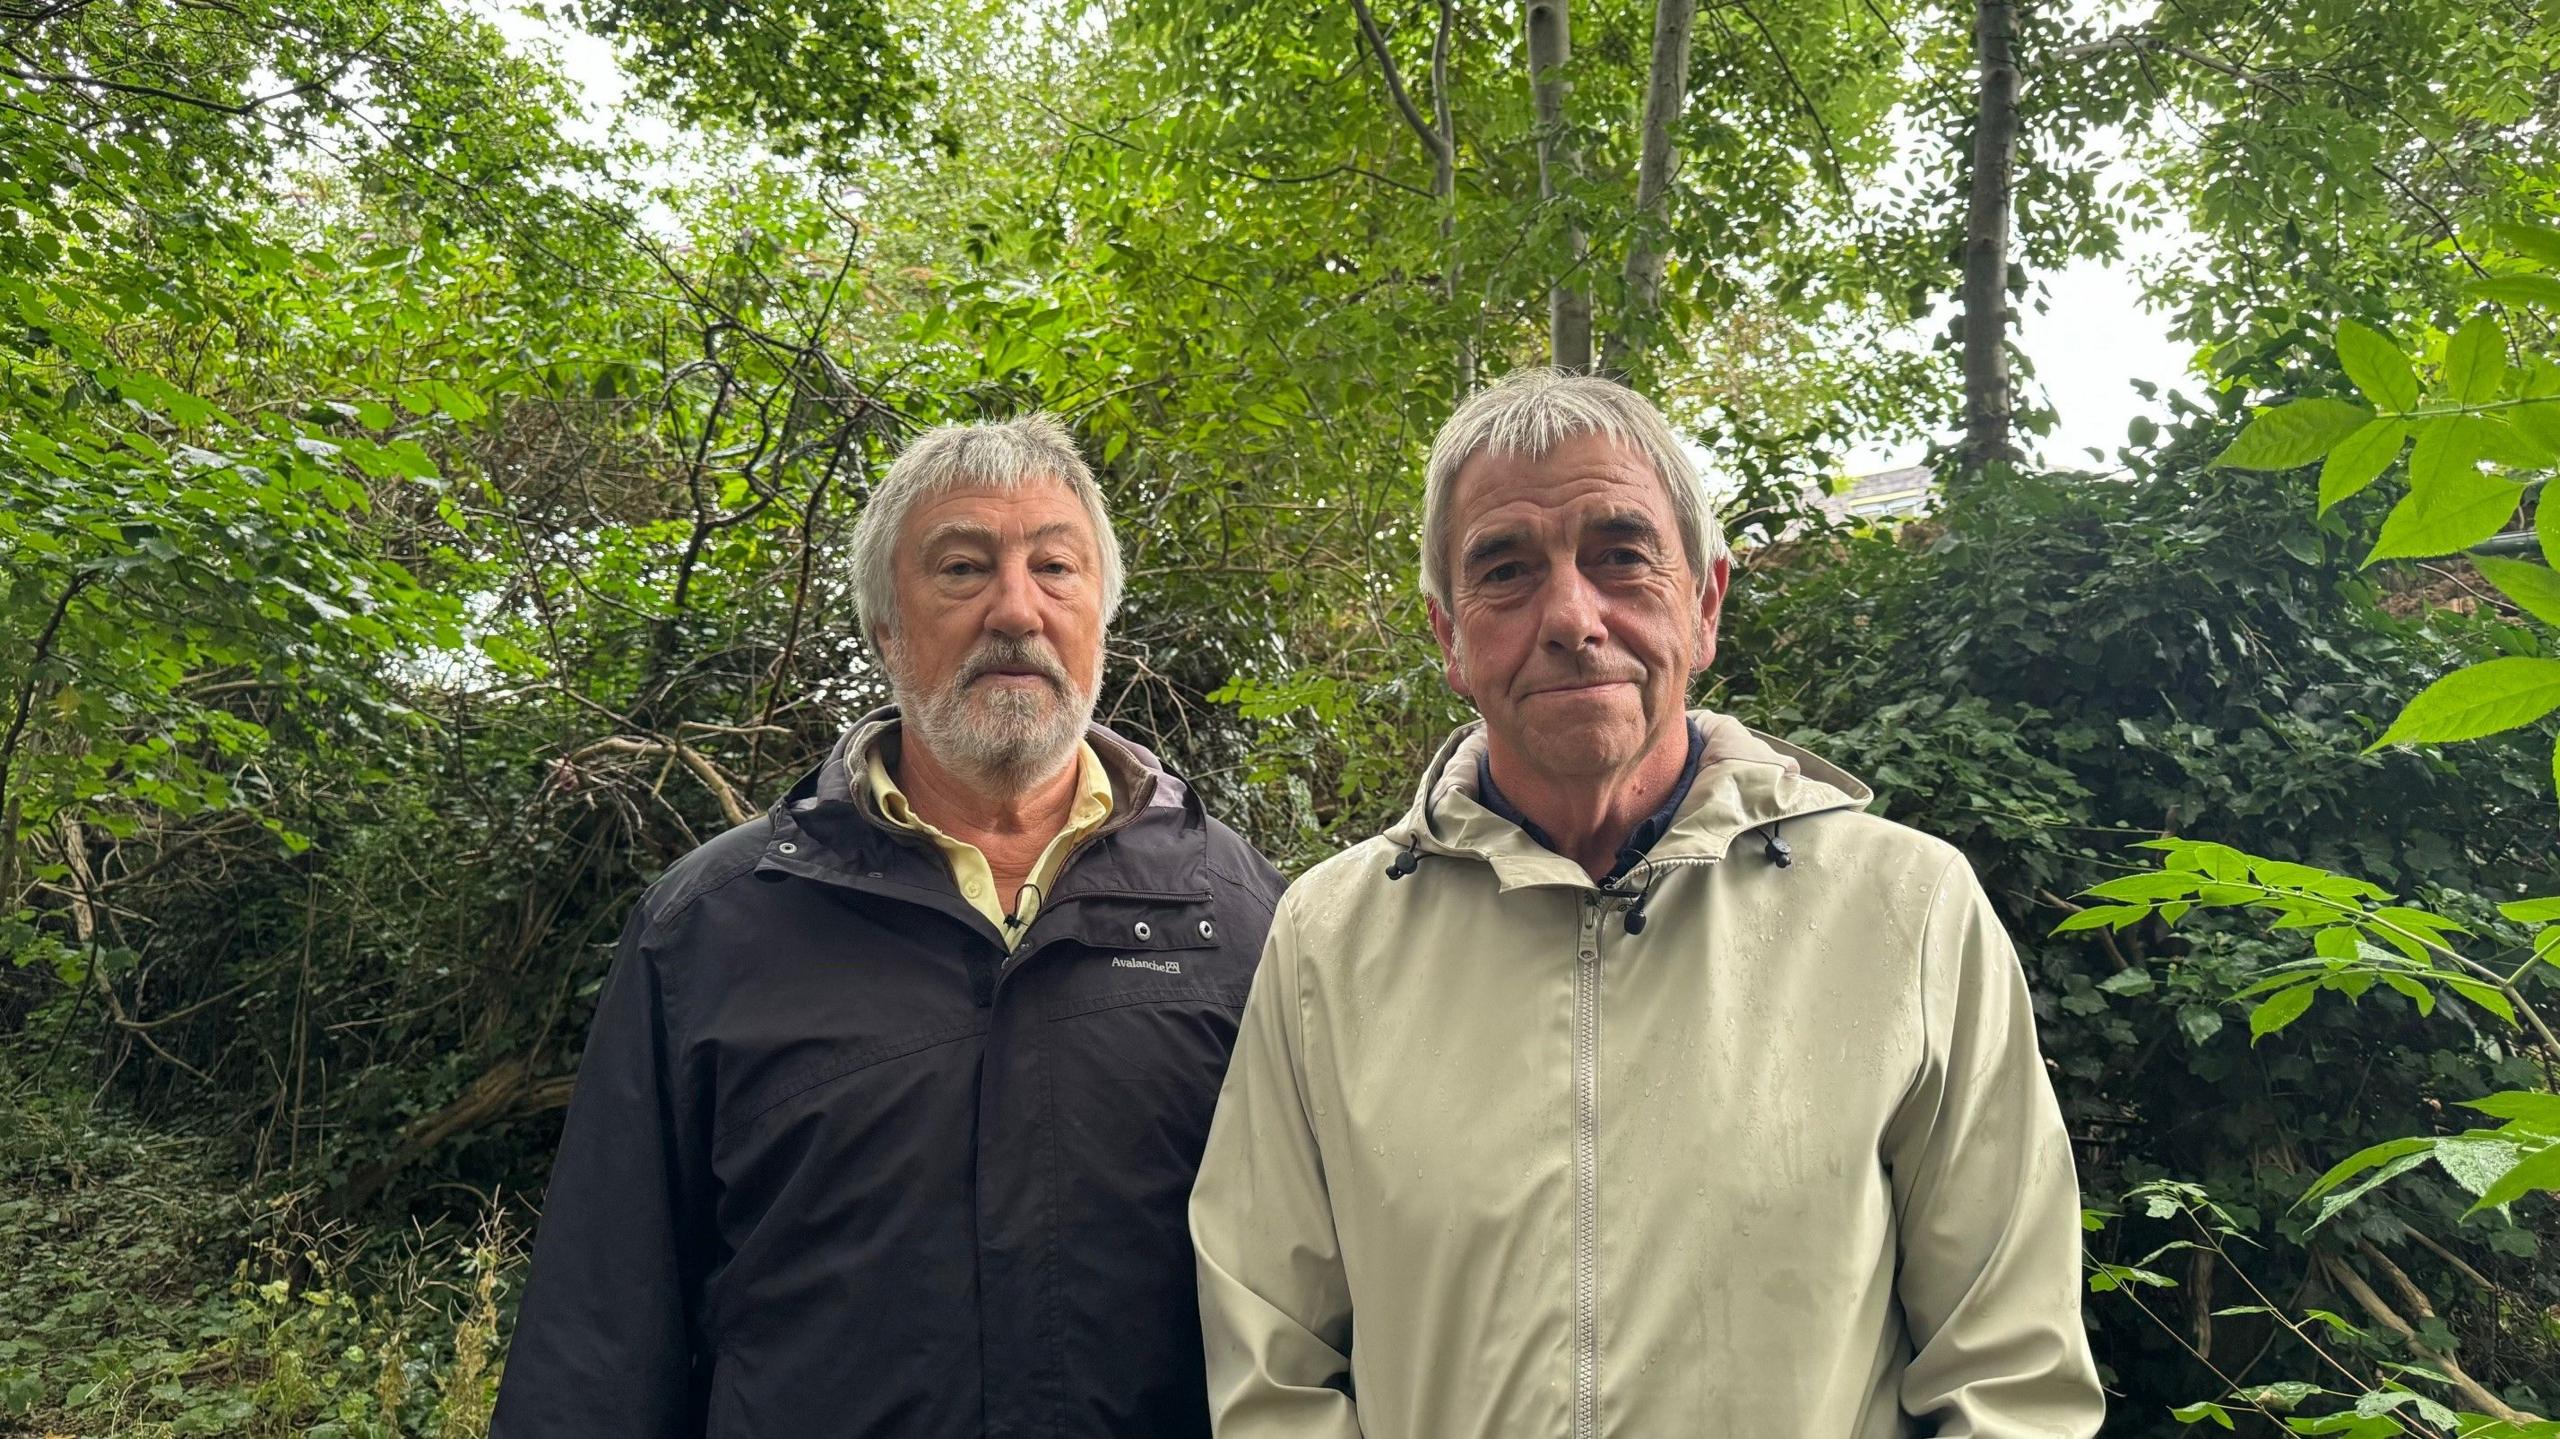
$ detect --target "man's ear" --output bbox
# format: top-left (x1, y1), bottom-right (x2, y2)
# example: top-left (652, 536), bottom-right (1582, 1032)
top-left (1690, 554), bottom-right (1733, 675)
top-left (1427, 597), bottom-right (1472, 700)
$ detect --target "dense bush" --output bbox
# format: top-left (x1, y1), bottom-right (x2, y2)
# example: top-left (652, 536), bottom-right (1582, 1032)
top-left (1712, 444), bottom-right (2559, 1429)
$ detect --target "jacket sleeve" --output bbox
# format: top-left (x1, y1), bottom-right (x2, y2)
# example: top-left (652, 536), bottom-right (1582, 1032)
top-left (1189, 897), bottom-right (1361, 1439)
top-left (492, 900), bottom-right (711, 1439)
top-left (1885, 853), bottom-right (2106, 1438)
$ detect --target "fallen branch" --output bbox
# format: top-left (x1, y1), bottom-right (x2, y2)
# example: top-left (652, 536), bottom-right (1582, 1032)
top-left (2318, 1248), bottom-right (2537, 1424)
top-left (338, 1056), bottom-right (578, 1210)
top-left (568, 735), bottom-right (753, 827)
top-left (2400, 1227), bottom-right (2497, 1297)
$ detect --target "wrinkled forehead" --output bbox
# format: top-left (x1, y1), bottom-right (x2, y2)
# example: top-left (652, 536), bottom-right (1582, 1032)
top-left (894, 472), bottom-right (1096, 553)
top-left (1446, 430), bottom-right (1671, 529)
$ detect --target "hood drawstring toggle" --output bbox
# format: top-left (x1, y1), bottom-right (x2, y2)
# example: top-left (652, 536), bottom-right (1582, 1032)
top-left (1763, 820), bottom-right (1794, 869)
top-left (1611, 856), bottom-right (1664, 936)
top-left (1384, 839), bottom-right (1424, 880)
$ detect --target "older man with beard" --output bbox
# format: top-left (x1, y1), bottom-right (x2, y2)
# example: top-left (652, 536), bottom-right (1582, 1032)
top-left (495, 415), bottom-right (1285, 1439)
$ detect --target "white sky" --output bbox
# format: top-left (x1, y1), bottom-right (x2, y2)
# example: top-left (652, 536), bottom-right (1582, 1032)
top-left (482, 3), bottom-right (2197, 477)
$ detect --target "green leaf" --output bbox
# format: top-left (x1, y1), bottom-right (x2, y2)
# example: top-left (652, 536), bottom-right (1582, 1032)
top-left (2086, 871), bottom-right (2201, 902)
top-left (2431, 1136), bottom-right (2521, 1198)
top-left (2440, 975), bottom-right (2517, 1023)
top-left (2236, 1381), bottom-right (2320, 1411)
top-left (2473, 1142), bottom-right (2560, 1210)
top-left (2371, 904), bottom-right (2466, 936)
top-left (2098, 968), bottom-right (2155, 995)
top-left (2234, 965), bottom-right (2329, 1000)
top-left (2318, 420), bottom-right (2406, 512)
top-left (2471, 274), bottom-right (2560, 311)
top-left (2465, 1091), bottom-right (2560, 1126)
top-left (2169, 1400), bottom-right (2235, 1429)
top-left (2056, 905), bottom-right (2144, 933)
top-left (2368, 425), bottom-right (2523, 562)
top-left (2309, 1149), bottom-right (2431, 1230)
top-left (2474, 556), bottom-right (2560, 626)
top-left (2542, 480), bottom-right (2560, 569)
top-left (2379, 972), bottom-right (2435, 1016)
top-left (2249, 983), bottom-right (2319, 1042)
top-left (2409, 414), bottom-right (2488, 490)
top-left (2304, 1135), bottom-right (2438, 1202)
top-left (2178, 1004), bottom-right (2224, 1046)
top-left (2516, 399), bottom-right (2560, 459)
top-left (2369, 657), bottom-right (2560, 748)
top-left (2492, 220), bottom-right (2560, 268)
top-left (2336, 320), bottom-right (2419, 412)
top-left (2497, 896), bottom-right (2560, 923)
top-left (2213, 398), bottom-right (2374, 471)
top-left (2444, 317), bottom-right (2508, 405)
top-left (2479, 415), bottom-right (2556, 469)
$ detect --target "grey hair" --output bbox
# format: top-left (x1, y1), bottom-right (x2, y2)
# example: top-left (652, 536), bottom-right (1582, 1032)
top-left (849, 414), bottom-right (1124, 640)
top-left (1418, 368), bottom-right (1726, 610)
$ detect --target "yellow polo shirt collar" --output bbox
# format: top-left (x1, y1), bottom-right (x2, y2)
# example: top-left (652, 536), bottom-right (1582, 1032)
top-left (868, 739), bottom-right (1115, 933)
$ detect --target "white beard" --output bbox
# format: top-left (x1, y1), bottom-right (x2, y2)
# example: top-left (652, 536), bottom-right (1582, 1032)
top-left (889, 635), bottom-right (1098, 790)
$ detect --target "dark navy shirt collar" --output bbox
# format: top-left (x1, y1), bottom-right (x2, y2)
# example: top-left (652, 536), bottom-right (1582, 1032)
top-left (1475, 718), bottom-right (1707, 885)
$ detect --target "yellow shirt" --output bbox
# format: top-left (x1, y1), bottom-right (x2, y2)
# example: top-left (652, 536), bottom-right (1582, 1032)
top-left (868, 739), bottom-right (1115, 933)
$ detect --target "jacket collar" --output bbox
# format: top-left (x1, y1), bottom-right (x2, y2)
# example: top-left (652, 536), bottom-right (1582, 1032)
top-left (756, 707), bottom-right (1214, 944)
top-left (1383, 707), bottom-right (1874, 892)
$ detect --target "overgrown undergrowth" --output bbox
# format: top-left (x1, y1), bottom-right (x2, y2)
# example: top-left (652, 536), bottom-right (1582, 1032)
top-left (0, 1079), bottom-right (517, 1439)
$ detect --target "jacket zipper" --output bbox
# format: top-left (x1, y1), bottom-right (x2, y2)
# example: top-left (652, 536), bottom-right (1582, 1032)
top-left (1573, 890), bottom-right (1606, 1439)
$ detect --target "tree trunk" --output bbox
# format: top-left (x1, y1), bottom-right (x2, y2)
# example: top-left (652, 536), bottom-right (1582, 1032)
top-left (1601, 0), bottom-right (1698, 377)
top-left (1432, 0), bottom-right (1471, 393)
top-left (0, 568), bottom-right (97, 910)
top-left (1351, 0), bottom-right (1469, 390)
top-left (1526, 0), bottom-right (1591, 371)
top-left (1961, 0), bottom-right (2021, 470)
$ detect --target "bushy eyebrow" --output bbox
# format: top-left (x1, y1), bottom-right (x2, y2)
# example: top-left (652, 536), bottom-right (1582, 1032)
top-left (1587, 511), bottom-right (1664, 547)
top-left (920, 520), bottom-right (1001, 553)
top-left (1462, 527), bottom-right (1531, 570)
top-left (1461, 511), bottom-right (1668, 580)
top-left (919, 519), bottom-right (1088, 552)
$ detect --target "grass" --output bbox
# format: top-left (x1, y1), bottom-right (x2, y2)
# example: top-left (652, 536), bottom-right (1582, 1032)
top-left (0, 1083), bottom-right (520, 1438)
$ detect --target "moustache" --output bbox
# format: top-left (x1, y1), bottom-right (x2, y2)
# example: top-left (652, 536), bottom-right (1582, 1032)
top-left (960, 638), bottom-right (1070, 690)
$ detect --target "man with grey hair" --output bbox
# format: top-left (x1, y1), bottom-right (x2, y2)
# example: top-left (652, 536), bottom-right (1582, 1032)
top-left (1191, 369), bottom-right (2103, 1437)
top-left (497, 415), bottom-right (1285, 1439)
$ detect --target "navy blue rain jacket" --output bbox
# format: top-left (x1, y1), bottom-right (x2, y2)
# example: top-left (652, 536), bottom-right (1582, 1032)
top-left (492, 715), bottom-right (1285, 1438)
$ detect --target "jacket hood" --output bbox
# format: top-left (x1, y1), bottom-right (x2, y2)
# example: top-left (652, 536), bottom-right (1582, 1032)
top-left (1381, 708), bottom-right (1873, 887)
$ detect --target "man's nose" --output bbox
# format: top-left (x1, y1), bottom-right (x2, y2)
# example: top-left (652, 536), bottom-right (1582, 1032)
top-left (1535, 566), bottom-right (1606, 653)
top-left (985, 556), bottom-right (1045, 638)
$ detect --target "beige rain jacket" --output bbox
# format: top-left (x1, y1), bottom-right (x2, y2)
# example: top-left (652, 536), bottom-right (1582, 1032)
top-left (1190, 711), bottom-right (2103, 1438)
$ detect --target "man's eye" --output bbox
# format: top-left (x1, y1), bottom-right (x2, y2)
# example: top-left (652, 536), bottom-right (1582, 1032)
top-left (1481, 562), bottom-right (1527, 584)
top-left (1597, 548), bottom-right (1648, 568)
top-left (940, 561), bottom-right (982, 577)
